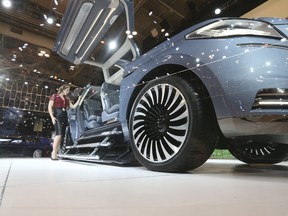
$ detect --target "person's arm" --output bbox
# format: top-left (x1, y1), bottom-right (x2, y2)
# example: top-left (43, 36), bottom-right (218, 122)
top-left (48, 100), bottom-right (57, 125)
top-left (69, 95), bottom-right (82, 109)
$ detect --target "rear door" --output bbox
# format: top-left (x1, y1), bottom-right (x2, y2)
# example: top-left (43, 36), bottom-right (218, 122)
top-left (54, 0), bottom-right (140, 84)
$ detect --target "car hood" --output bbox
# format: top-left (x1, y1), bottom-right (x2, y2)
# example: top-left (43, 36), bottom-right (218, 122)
top-left (256, 17), bottom-right (288, 25)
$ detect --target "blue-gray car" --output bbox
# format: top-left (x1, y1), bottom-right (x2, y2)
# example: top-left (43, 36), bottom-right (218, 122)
top-left (54, 0), bottom-right (288, 172)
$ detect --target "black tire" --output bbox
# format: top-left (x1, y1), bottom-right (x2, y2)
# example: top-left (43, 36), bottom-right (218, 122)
top-left (129, 76), bottom-right (218, 172)
top-left (228, 140), bottom-right (288, 164)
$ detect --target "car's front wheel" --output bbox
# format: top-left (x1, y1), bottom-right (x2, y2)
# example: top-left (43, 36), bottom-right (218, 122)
top-left (228, 140), bottom-right (288, 164)
top-left (129, 76), bottom-right (218, 172)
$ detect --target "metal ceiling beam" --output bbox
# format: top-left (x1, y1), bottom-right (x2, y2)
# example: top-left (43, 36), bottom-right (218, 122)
top-left (0, 21), bottom-right (54, 49)
top-left (157, 0), bottom-right (184, 19)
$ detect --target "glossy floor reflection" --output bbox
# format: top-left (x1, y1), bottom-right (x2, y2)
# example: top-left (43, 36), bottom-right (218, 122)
top-left (0, 158), bottom-right (288, 216)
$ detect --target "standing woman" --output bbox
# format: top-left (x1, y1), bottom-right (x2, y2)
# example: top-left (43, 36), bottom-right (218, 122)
top-left (48, 84), bottom-right (81, 160)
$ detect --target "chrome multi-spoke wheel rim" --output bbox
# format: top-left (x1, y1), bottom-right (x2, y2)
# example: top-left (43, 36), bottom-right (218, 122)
top-left (132, 83), bottom-right (189, 163)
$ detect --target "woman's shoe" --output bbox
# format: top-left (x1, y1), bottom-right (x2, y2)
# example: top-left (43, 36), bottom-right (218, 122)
top-left (50, 157), bottom-right (59, 160)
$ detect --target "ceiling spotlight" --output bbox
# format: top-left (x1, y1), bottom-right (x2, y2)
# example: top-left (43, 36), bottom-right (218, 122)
top-left (2, 0), bottom-right (12, 8)
top-left (38, 48), bottom-right (50, 58)
top-left (46, 17), bottom-right (54, 24)
top-left (215, 8), bottom-right (221, 15)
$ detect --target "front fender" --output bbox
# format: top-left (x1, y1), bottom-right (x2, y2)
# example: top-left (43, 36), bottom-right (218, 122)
top-left (118, 52), bottom-right (230, 140)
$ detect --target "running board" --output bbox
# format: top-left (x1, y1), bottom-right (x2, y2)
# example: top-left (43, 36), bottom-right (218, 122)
top-left (57, 154), bottom-right (128, 165)
top-left (58, 154), bottom-right (114, 163)
top-left (80, 121), bottom-right (122, 140)
top-left (65, 141), bottom-right (111, 149)
top-left (78, 130), bottom-right (122, 142)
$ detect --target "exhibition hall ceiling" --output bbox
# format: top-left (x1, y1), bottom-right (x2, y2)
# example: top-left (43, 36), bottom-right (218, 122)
top-left (0, 0), bottom-right (267, 88)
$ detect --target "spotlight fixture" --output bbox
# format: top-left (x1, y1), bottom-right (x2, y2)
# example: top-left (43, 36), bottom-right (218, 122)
top-left (46, 17), bottom-right (54, 25)
top-left (2, 0), bottom-right (12, 8)
top-left (215, 8), bottom-right (221, 15)
top-left (43, 14), bottom-right (54, 25)
top-left (37, 48), bottom-right (50, 58)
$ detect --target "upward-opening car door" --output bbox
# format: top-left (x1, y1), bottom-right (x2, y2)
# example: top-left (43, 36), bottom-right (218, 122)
top-left (54, 0), bottom-right (139, 164)
top-left (54, 0), bottom-right (140, 85)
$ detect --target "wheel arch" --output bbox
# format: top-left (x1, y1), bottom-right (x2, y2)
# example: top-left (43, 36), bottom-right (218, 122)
top-left (126, 63), bottom-right (217, 124)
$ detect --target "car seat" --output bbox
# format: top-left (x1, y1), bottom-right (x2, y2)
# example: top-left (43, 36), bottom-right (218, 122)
top-left (100, 82), bottom-right (120, 123)
top-left (83, 99), bottom-right (102, 129)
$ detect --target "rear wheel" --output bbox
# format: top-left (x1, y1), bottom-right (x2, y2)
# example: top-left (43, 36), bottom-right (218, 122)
top-left (228, 140), bottom-right (288, 164)
top-left (129, 76), bottom-right (218, 172)
top-left (33, 149), bottom-right (42, 158)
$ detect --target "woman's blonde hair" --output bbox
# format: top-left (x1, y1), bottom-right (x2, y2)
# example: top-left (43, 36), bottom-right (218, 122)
top-left (57, 84), bottom-right (70, 94)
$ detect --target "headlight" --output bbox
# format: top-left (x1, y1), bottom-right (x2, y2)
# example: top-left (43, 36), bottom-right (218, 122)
top-left (186, 19), bottom-right (284, 39)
